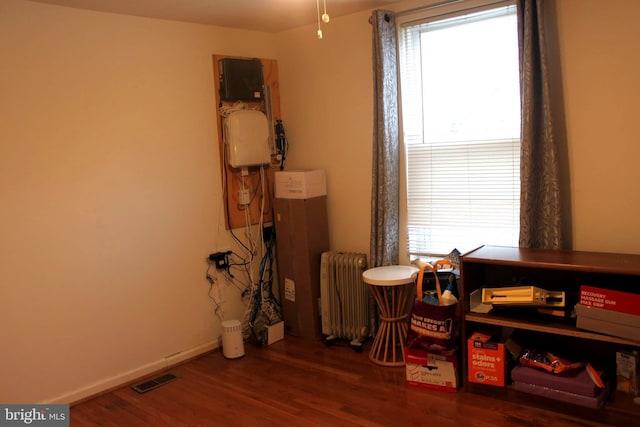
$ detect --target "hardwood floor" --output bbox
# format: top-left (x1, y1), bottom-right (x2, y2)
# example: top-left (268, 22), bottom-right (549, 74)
top-left (71, 336), bottom-right (614, 426)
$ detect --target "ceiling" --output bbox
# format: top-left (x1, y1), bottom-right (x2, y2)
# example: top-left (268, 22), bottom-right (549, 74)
top-left (29, 0), bottom-right (402, 33)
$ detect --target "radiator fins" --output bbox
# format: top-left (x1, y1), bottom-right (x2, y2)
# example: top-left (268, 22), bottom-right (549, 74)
top-left (320, 251), bottom-right (371, 347)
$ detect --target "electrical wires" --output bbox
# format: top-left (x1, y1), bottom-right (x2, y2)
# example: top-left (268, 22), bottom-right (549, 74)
top-left (210, 101), bottom-right (284, 342)
top-left (206, 261), bottom-right (224, 320)
top-left (241, 220), bottom-right (281, 342)
top-left (219, 101), bottom-right (259, 118)
top-left (275, 120), bottom-right (288, 170)
top-left (212, 162), bottom-right (282, 342)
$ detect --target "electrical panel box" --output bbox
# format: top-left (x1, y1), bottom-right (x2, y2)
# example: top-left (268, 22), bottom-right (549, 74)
top-left (219, 58), bottom-right (264, 101)
top-left (225, 109), bottom-right (271, 168)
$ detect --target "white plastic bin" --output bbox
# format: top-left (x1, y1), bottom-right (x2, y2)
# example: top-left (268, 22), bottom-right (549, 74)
top-left (221, 320), bottom-right (245, 359)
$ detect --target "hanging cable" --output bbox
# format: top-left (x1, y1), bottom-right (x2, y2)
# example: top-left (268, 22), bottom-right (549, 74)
top-left (275, 120), bottom-right (288, 170)
top-left (241, 220), bottom-right (281, 342)
top-left (205, 261), bottom-right (224, 320)
top-left (316, 0), bottom-right (323, 39)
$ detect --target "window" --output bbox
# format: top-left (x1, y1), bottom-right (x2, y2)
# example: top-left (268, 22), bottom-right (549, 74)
top-left (398, 1), bottom-right (521, 257)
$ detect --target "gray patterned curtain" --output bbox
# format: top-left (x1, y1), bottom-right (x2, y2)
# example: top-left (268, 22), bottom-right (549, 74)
top-left (370, 10), bottom-right (399, 267)
top-left (518, 0), bottom-right (565, 249)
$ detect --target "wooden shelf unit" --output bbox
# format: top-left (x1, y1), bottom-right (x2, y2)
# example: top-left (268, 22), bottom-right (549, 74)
top-left (460, 245), bottom-right (640, 425)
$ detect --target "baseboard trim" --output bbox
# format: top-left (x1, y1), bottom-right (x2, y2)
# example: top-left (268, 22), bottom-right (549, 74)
top-left (44, 339), bottom-right (220, 405)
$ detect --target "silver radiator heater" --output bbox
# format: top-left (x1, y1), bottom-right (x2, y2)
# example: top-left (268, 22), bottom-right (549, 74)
top-left (320, 251), bottom-right (371, 349)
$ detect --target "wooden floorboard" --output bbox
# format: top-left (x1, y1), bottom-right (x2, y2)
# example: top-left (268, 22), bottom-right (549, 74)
top-left (70, 336), bottom-right (613, 426)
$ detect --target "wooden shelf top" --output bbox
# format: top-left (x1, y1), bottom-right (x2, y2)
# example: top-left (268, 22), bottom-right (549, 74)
top-left (462, 245), bottom-right (640, 276)
top-left (465, 312), bottom-right (640, 346)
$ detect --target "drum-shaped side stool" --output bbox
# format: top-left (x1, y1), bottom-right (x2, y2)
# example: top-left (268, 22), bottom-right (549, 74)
top-left (362, 265), bottom-right (418, 366)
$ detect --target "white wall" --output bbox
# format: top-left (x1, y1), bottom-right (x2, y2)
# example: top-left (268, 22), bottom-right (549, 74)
top-left (275, 11), bottom-right (375, 255)
top-left (552, 0), bottom-right (640, 254)
top-left (0, 0), bottom-right (276, 403)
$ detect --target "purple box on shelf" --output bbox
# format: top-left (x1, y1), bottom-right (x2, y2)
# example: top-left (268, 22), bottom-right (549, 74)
top-left (510, 365), bottom-right (604, 397)
top-left (512, 381), bottom-right (609, 409)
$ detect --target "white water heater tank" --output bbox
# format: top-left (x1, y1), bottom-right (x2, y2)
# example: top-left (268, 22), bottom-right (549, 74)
top-left (225, 109), bottom-right (271, 168)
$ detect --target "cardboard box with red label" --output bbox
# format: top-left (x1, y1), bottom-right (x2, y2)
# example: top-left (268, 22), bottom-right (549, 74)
top-left (405, 349), bottom-right (459, 392)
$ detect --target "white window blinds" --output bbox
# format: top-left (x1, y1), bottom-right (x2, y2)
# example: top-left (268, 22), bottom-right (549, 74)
top-left (399, 3), bottom-right (521, 257)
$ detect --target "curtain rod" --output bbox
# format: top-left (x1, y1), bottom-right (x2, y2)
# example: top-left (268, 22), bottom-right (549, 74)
top-left (395, 0), bottom-right (511, 17)
top-left (370, 0), bottom-right (511, 23)
top-left (369, 0), bottom-right (463, 23)
top-left (395, 0), bottom-right (466, 17)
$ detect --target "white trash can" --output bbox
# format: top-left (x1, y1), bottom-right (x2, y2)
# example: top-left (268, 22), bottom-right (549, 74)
top-left (221, 320), bottom-right (245, 359)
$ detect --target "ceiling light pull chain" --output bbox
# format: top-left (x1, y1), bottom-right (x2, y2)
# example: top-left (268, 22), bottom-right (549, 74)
top-left (316, 0), bottom-right (330, 39)
top-left (322, 0), bottom-right (330, 23)
top-left (316, 0), bottom-right (323, 39)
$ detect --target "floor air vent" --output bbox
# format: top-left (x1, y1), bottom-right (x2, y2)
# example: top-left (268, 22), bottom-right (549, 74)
top-left (131, 373), bottom-right (177, 394)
